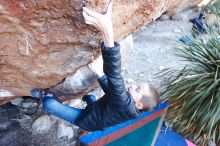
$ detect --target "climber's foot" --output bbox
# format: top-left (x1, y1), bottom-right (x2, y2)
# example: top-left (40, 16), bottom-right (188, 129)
top-left (31, 88), bottom-right (55, 99)
top-left (31, 88), bottom-right (45, 99)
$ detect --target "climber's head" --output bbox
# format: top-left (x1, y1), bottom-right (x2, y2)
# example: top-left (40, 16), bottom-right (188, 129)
top-left (128, 83), bottom-right (160, 111)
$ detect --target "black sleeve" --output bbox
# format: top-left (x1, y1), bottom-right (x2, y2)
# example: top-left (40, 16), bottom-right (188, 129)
top-left (97, 75), bottom-right (109, 93)
top-left (82, 95), bottom-right (96, 105)
top-left (100, 42), bottom-right (129, 106)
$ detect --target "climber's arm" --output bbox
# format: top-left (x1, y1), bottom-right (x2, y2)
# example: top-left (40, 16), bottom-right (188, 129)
top-left (88, 55), bottom-right (110, 93)
top-left (84, 2), bottom-right (114, 94)
top-left (83, 2), bottom-right (128, 105)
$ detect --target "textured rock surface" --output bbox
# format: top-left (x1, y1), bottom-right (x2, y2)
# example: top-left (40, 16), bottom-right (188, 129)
top-left (32, 115), bottom-right (54, 134)
top-left (50, 35), bottom-right (133, 99)
top-left (57, 121), bottom-right (74, 139)
top-left (0, 100), bottom-right (81, 146)
top-left (0, 0), bottom-right (201, 103)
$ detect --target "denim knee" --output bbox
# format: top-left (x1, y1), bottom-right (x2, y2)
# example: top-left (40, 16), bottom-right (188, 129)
top-left (42, 96), bottom-right (84, 124)
top-left (42, 97), bottom-right (58, 112)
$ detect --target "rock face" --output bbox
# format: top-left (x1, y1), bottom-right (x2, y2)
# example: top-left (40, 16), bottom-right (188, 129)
top-left (57, 121), bottom-right (74, 140)
top-left (32, 115), bottom-right (53, 134)
top-left (0, 0), bottom-right (201, 104)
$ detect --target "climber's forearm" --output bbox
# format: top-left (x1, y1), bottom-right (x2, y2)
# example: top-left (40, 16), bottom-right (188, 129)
top-left (102, 32), bottom-right (114, 48)
top-left (88, 55), bottom-right (105, 78)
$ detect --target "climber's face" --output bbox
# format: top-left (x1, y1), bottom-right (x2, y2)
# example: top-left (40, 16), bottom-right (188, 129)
top-left (128, 83), bottom-right (152, 110)
top-left (128, 83), bottom-right (152, 101)
top-left (128, 84), bottom-right (142, 102)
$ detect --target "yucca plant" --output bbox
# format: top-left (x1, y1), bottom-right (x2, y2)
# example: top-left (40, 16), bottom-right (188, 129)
top-left (158, 5), bottom-right (220, 145)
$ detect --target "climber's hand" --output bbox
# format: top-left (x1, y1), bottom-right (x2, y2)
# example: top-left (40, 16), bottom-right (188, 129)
top-left (88, 55), bottom-right (104, 77)
top-left (83, 1), bottom-right (114, 47)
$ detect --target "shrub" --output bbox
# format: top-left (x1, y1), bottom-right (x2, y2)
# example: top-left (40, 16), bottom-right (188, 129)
top-left (159, 6), bottom-right (220, 145)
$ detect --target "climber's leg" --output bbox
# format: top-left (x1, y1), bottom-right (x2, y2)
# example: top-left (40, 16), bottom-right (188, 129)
top-left (31, 88), bottom-right (83, 124)
top-left (42, 96), bottom-right (84, 124)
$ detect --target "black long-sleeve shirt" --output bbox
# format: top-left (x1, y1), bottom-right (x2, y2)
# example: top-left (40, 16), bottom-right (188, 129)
top-left (75, 42), bottom-right (141, 131)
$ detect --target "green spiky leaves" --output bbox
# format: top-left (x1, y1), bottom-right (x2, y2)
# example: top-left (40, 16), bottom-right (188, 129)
top-left (159, 14), bottom-right (220, 145)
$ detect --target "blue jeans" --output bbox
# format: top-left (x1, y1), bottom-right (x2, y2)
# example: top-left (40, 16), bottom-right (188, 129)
top-left (42, 95), bottom-right (96, 124)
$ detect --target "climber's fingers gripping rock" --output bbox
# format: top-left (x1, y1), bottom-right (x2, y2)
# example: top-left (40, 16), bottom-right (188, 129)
top-left (82, 1), bottom-right (114, 47)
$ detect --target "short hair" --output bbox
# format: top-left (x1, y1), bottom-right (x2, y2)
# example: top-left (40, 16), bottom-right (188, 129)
top-left (140, 85), bottom-right (160, 111)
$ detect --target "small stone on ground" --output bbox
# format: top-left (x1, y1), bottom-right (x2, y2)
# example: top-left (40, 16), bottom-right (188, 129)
top-left (32, 115), bottom-right (53, 134)
top-left (57, 121), bottom-right (74, 139)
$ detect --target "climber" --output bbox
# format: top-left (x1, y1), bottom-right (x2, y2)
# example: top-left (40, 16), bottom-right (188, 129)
top-left (31, 1), bottom-right (160, 131)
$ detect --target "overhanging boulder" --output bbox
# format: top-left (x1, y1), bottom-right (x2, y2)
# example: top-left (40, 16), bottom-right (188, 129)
top-left (0, 0), bottom-right (201, 104)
